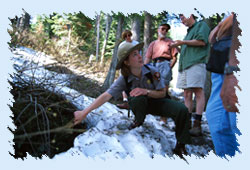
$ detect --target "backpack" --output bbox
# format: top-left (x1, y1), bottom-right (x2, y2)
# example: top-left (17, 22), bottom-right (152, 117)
top-left (206, 36), bottom-right (231, 73)
top-left (206, 14), bottom-right (236, 74)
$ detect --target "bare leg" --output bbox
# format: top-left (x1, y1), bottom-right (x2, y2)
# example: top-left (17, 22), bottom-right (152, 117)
top-left (189, 88), bottom-right (204, 136)
top-left (184, 89), bottom-right (193, 113)
top-left (193, 88), bottom-right (205, 115)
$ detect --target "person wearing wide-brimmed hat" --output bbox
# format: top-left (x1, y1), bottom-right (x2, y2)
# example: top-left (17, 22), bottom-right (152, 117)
top-left (116, 30), bottom-right (139, 110)
top-left (74, 42), bottom-right (191, 157)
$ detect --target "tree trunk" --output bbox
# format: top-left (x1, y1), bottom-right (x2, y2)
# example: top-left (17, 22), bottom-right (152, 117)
top-left (100, 14), bottom-right (112, 66)
top-left (102, 15), bottom-right (124, 90)
top-left (88, 13), bottom-right (98, 64)
top-left (95, 13), bottom-right (101, 62)
top-left (143, 11), bottom-right (152, 57)
top-left (66, 25), bottom-right (71, 56)
top-left (17, 9), bottom-right (31, 31)
top-left (131, 15), bottom-right (141, 42)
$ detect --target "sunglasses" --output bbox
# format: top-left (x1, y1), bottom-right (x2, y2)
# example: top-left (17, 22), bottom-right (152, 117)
top-left (161, 28), bottom-right (169, 32)
top-left (126, 34), bottom-right (132, 38)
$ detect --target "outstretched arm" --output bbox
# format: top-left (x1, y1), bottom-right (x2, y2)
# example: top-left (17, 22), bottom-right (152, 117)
top-left (74, 92), bottom-right (112, 125)
top-left (208, 24), bottom-right (220, 44)
top-left (170, 53), bottom-right (178, 68)
top-left (171, 39), bottom-right (206, 47)
top-left (209, 14), bottom-right (234, 44)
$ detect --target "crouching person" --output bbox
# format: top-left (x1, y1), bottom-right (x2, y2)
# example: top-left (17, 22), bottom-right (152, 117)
top-left (74, 42), bottom-right (191, 157)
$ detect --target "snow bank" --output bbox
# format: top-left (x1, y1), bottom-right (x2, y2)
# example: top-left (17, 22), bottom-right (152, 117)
top-left (11, 46), bottom-right (214, 161)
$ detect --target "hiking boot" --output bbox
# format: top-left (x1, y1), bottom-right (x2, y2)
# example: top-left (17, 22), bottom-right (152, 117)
top-left (172, 142), bottom-right (188, 158)
top-left (189, 120), bottom-right (202, 136)
top-left (128, 121), bottom-right (143, 130)
top-left (117, 102), bottom-right (129, 110)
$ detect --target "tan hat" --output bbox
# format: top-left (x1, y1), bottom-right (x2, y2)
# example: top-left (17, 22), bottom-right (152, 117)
top-left (116, 42), bottom-right (144, 70)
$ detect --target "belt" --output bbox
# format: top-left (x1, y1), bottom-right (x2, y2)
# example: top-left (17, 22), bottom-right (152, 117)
top-left (153, 57), bottom-right (171, 63)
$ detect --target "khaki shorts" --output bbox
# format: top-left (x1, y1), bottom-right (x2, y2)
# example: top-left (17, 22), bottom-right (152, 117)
top-left (177, 63), bottom-right (207, 89)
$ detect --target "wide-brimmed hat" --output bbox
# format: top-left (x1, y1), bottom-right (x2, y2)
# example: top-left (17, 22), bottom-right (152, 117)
top-left (116, 42), bottom-right (144, 70)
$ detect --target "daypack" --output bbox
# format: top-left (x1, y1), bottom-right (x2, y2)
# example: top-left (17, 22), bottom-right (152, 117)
top-left (206, 36), bottom-right (231, 73)
top-left (206, 14), bottom-right (235, 74)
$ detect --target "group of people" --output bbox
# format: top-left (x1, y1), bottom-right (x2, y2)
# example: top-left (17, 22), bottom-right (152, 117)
top-left (73, 13), bottom-right (241, 158)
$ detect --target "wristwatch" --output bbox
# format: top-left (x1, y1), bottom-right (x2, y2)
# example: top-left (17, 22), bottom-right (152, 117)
top-left (147, 89), bottom-right (151, 96)
top-left (224, 65), bottom-right (240, 75)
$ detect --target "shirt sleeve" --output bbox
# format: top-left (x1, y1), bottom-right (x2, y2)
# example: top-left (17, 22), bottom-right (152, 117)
top-left (194, 21), bottom-right (210, 44)
top-left (132, 40), bottom-right (139, 45)
top-left (106, 76), bottom-right (126, 100)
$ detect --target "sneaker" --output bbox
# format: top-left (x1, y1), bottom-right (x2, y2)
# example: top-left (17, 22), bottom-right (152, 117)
top-left (128, 121), bottom-right (143, 130)
top-left (189, 120), bottom-right (202, 136)
top-left (117, 102), bottom-right (129, 110)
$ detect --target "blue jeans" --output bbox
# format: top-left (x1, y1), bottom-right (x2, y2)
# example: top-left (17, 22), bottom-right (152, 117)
top-left (154, 60), bottom-right (172, 86)
top-left (206, 73), bottom-right (241, 157)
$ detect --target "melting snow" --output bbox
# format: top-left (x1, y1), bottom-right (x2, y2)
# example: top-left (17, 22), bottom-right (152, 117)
top-left (11, 46), bottom-right (214, 161)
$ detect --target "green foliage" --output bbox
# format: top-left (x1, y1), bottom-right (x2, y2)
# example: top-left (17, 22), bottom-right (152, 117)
top-left (65, 12), bottom-right (96, 56)
top-left (9, 10), bottom-right (226, 66)
top-left (66, 12), bottom-right (94, 40)
top-left (7, 18), bottom-right (19, 48)
top-left (204, 13), bottom-right (224, 30)
top-left (100, 12), bottom-right (125, 60)
top-left (151, 11), bottom-right (172, 39)
top-left (50, 14), bottom-right (68, 38)
top-left (43, 13), bottom-right (57, 38)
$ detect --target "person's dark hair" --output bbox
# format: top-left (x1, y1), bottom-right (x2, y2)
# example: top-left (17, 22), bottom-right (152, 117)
top-left (191, 14), bottom-right (198, 20)
top-left (159, 23), bottom-right (171, 30)
top-left (178, 14), bottom-right (184, 18)
top-left (122, 30), bottom-right (132, 40)
top-left (179, 14), bottom-right (197, 20)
